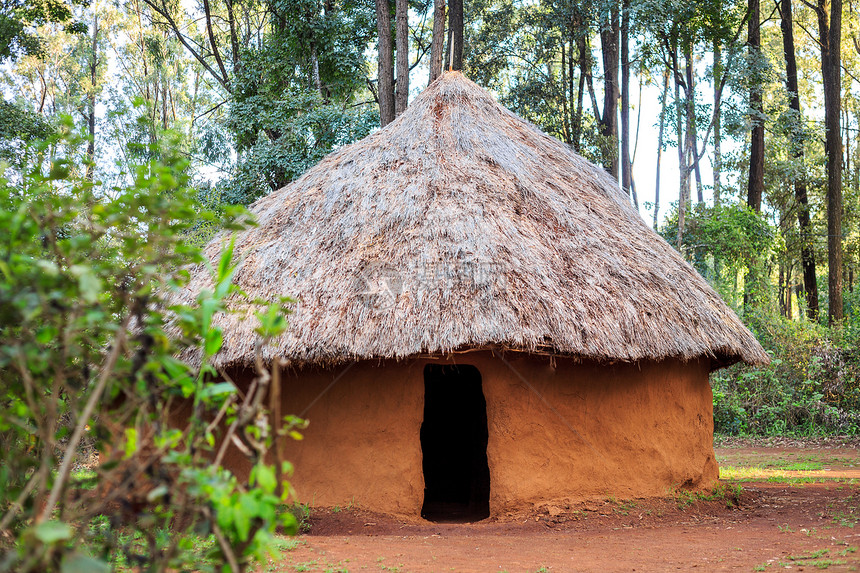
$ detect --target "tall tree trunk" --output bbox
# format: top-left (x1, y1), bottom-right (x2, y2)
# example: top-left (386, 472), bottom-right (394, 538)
top-left (562, 44), bottom-right (571, 143)
top-left (446, 0), bottom-right (463, 70)
top-left (86, 12), bottom-right (98, 182)
top-left (395, 0), bottom-right (408, 115)
top-left (574, 43), bottom-right (585, 151)
top-left (747, 0), bottom-right (765, 212)
top-left (683, 42), bottom-right (703, 203)
top-left (817, 0), bottom-right (843, 323)
top-left (654, 69), bottom-right (668, 231)
top-left (713, 38), bottom-right (722, 206)
top-left (779, 258), bottom-right (787, 317)
top-left (675, 64), bottom-right (687, 253)
top-left (376, 0), bottom-right (395, 126)
top-left (600, 7), bottom-right (619, 179)
top-left (429, 0), bottom-right (446, 83)
top-left (577, 34), bottom-right (598, 149)
top-left (780, 0), bottom-right (820, 320)
top-left (580, 36), bottom-right (602, 123)
top-left (310, 45), bottom-right (324, 98)
top-left (620, 0), bottom-right (631, 195)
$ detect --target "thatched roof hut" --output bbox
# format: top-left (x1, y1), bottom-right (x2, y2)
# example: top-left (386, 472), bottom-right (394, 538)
top-left (175, 72), bottom-right (767, 521)
top-left (179, 72), bottom-right (767, 370)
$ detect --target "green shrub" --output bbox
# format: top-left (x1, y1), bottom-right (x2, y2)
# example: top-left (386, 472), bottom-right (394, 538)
top-left (712, 312), bottom-right (860, 436)
top-left (0, 122), bottom-right (300, 572)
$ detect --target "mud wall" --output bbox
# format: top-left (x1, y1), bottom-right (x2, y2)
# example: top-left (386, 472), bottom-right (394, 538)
top-left (224, 352), bottom-right (718, 516)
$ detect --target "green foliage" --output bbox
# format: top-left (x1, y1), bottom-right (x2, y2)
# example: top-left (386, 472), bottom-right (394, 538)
top-left (0, 101), bottom-right (54, 164)
top-left (0, 0), bottom-right (88, 60)
top-left (661, 202), bottom-right (774, 270)
top-left (224, 87), bottom-right (377, 204)
top-left (220, 2), bottom-right (377, 205)
top-left (712, 313), bottom-right (860, 436)
top-left (0, 125), bottom-right (301, 571)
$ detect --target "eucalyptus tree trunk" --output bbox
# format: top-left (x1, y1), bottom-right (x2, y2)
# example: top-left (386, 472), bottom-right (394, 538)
top-left (562, 44), bottom-right (571, 144)
top-left (600, 7), bottom-right (620, 180)
top-left (683, 41), bottom-right (703, 204)
top-left (620, 0), bottom-right (631, 196)
top-left (376, 0), bottom-right (395, 126)
top-left (86, 13), bottom-right (98, 182)
top-left (780, 0), bottom-right (819, 320)
top-left (654, 69), bottom-right (668, 231)
top-left (573, 33), bottom-right (584, 151)
top-left (579, 34), bottom-right (602, 142)
top-left (675, 67), bottom-right (687, 253)
top-left (816, 0), bottom-right (843, 323)
top-left (446, 0), bottom-right (463, 70)
top-left (713, 38), bottom-right (722, 206)
top-left (747, 0), bottom-right (764, 213)
top-left (429, 0), bottom-right (446, 83)
top-left (395, 0), bottom-right (408, 115)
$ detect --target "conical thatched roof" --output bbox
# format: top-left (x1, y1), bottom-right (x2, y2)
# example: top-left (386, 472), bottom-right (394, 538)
top-left (176, 72), bottom-right (768, 369)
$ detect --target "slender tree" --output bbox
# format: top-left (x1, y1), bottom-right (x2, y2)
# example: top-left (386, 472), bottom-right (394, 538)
top-left (429, 0), bottom-right (446, 83)
top-left (779, 0), bottom-right (819, 319)
top-left (447, 0), bottom-right (463, 70)
top-left (395, 0), bottom-right (408, 115)
top-left (85, 12), bottom-right (98, 181)
top-left (600, 6), bottom-right (620, 179)
top-left (747, 0), bottom-right (764, 213)
top-left (620, 0), bottom-right (631, 195)
top-left (713, 37), bottom-right (722, 205)
top-left (815, 0), bottom-right (843, 322)
top-left (376, 0), bottom-right (395, 126)
top-left (654, 69), bottom-right (669, 231)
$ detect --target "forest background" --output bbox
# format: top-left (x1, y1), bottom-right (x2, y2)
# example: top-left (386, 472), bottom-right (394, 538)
top-left (2, 0), bottom-right (860, 438)
top-left (2, 0), bottom-right (860, 568)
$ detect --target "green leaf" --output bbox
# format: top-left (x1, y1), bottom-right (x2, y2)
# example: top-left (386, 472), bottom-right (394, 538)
top-left (200, 297), bottom-right (218, 332)
top-left (217, 236), bottom-right (236, 284)
top-left (204, 327), bottom-right (223, 356)
top-left (62, 554), bottom-right (110, 573)
top-left (253, 464), bottom-right (276, 494)
top-left (255, 304), bottom-right (287, 338)
top-left (70, 264), bottom-right (102, 304)
top-left (124, 427), bottom-right (138, 459)
top-left (234, 502), bottom-right (251, 542)
top-left (36, 325), bottom-right (58, 344)
top-left (32, 520), bottom-right (73, 544)
top-left (200, 381), bottom-right (235, 399)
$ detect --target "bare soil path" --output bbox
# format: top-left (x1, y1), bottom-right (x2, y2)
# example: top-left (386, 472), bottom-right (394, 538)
top-left (264, 439), bottom-right (860, 573)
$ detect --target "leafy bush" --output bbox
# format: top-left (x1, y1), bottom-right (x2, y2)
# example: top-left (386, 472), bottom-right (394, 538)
top-left (712, 312), bottom-right (860, 436)
top-left (0, 122), bottom-right (301, 572)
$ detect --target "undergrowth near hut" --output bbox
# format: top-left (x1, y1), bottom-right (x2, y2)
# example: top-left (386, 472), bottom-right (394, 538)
top-left (0, 125), bottom-right (302, 572)
top-left (711, 305), bottom-right (860, 436)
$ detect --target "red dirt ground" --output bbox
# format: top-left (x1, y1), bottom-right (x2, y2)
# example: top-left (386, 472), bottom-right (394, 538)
top-left (264, 439), bottom-right (860, 573)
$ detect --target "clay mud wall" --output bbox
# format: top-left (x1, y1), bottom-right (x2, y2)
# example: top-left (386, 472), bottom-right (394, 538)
top-left (223, 352), bottom-right (718, 516)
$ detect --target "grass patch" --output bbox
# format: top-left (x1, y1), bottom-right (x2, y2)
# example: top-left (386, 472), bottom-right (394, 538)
top-left (832, 511), bottom-right (859, 528)
top-left (288, 503), bottom-right (312, 533)
top-left (767, 460), bottom-right (825, 471)
top-left (673, 483), bottom-right (744, 509)
top-left (719, 465), bottom-right (854, 484)
top-left (606, 497), bottom-right (637, 515)
top-left (777, 548), bottom-right (850, 570)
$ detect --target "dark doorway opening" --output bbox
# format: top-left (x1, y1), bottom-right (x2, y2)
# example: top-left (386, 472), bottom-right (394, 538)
top-left (420, 364), bottom-right (491, 522)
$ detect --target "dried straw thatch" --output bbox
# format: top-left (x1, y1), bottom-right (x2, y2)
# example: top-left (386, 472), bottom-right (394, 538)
top-left (174, 72), bottom-right (768, 369)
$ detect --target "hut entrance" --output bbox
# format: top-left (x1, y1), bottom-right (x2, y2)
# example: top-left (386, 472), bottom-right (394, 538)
top-left (420, 364), bottom-right (491, 522)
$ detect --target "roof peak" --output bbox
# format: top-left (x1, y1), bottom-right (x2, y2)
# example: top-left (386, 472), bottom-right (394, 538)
top-left (173, 69), bottom-right (768, 370)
